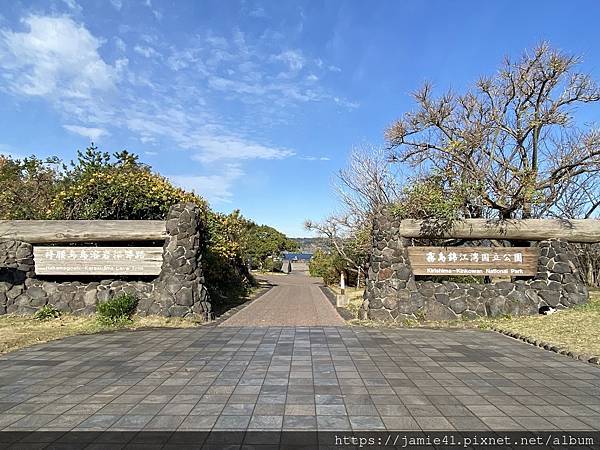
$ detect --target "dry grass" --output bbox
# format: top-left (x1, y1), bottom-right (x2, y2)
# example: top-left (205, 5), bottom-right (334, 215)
top-left (481, 291), bottom-right (600, 356)
top-left (0, 314), bottom-right (201, 355)
top-left (329, 285), bottom-right (364, 318)
top-left (343, 287), bottom-right (600, 357)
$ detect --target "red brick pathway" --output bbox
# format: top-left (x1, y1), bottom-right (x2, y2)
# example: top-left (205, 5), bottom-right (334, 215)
top-left (220, 272), bottom-right (345, 327)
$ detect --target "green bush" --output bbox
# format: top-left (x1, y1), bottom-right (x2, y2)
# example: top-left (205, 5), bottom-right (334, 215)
top-left (34, 304), bottom-right (61, 321)
top-left (96, 294), bottom-right (138, 326)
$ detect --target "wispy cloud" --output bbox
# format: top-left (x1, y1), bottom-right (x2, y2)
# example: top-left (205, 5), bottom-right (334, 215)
top-left (169, 164), bottom-right (244, 203)
top-left (0, 13), bottom-right (354, 204)
top-left (134, 44), bottom-right (160, 59)
top-left (299, 156), bottom-right (331, 161)
top-left (109, 0), bottom-right (122, 11)
top-left (144, 0), bottom-right (162, 20)
top-left (63, 124), bottom-right (109, 141)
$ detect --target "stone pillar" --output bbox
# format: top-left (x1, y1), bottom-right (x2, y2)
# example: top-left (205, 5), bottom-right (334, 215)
top-left (532, 239), bottom-right (588, 308)
top-left (0, 240), bottom-right (35, 315)
top-left (141, 203), bottom-right (212, 320)
top-left (361, 210), bottom-right (416, 321)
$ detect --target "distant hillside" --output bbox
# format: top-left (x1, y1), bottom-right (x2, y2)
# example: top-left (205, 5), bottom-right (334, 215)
top-left (291, 237), bottom-right (331, 254)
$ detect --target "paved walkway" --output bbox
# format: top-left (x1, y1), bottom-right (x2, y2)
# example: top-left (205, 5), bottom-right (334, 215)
top-left (0, 327), bottom-right (599, 436)
top-left (220, 272), bottom-right (345, 327)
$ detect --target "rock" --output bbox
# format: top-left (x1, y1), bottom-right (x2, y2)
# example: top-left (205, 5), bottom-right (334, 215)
top-left (551, 262), bottom-right (570, 274)
top-left (369, 308), bottom-right (393, 322)
top-left (422, 300), bottom-right (457, 321)
top-left (83, 290), bottom-right (97, 306)
top-left (26, 286), bottom-right (46, 299)
top-left (487, 297), bottom-right (506, 317)
top-left (449, 298), bottom-right (467, 314)
top-left (168, 305), bottom-right (189, 317)
top-left (175, 287), bottom-right (194, 306)
top-left (538, 290), bottom-right (560, 307)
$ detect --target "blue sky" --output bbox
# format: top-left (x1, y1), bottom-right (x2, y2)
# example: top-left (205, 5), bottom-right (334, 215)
top-left (1, 1), bottom-right (599, 236)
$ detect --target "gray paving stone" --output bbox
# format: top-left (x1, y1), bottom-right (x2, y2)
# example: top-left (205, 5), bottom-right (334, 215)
top-left (144, 415), bottom-right (186, 430)
top-left (110, 414), bottom-right (154, 429)
top-left (1, 326), bottom-right (599, 433)
top-left (381, 416), bottom-right (420, 430)
top-left (178, 415), bottom-right (218, 430)
top-left (316, 415), bottom-right (351, 430)
top-left (213, 415), bottom-right (251, 430)
top-left (349, 415), bottom-right (385, 430)
top-left (248, 415), bottom-right (283, 429)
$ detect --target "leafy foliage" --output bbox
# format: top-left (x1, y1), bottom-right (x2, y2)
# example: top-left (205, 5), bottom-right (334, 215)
top-left (96, 294), bottom-right (138, 326)
top-left (0, 155), bottom-right (62, 220)
top-left (50, 147), bottom-right (208, 220)
top-left (242, 223), bottom-right (298, 269)
top-left (308, 249), bottom-right (359, 286)
top-left (0, 145), bottom-right (267, 303)
top-left (33, 304), bottom-right (61, 321)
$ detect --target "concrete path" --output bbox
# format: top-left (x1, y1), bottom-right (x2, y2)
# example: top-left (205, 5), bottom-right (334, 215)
top-left (1, 327), bottom-right (599, 439)
top-left (219, 272), bottom-right (345, 327)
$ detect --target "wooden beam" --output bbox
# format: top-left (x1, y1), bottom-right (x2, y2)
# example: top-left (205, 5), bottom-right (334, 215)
top-left (398, 219), bottom-right (600, 243)
top-left (0, 220), bottom-right (166, 243)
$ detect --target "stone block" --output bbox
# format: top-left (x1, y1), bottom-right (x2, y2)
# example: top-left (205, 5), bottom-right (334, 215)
top-left (449, 298), bottom-right (467, 314)
top-left (168, 305), bottom-right (189, 317)
top-left (538, 290), bottom-right (560, 307)
top-left (422, 300), bottom-right (457, 321)
top-left (551, 262), bottom-right (570, 274)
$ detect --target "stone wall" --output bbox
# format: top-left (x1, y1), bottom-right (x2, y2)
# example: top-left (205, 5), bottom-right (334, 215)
top-left (0, 203), bottom-right (212, 320)
top-left (361, 212), bottom-right (589, 322)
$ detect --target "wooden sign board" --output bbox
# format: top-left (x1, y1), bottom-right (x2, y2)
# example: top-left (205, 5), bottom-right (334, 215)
top-left (407, 247), bottom-right (539, 277)
top-left (33, 246), bottom-right (163, 276)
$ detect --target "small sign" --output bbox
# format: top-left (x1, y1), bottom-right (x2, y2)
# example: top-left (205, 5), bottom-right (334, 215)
top-left (407, 246), bottom-right (539, 276)
top-left (33, 246), bottom-right (163, 275)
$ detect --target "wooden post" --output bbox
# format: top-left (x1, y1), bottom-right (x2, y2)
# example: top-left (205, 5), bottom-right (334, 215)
top-left (336, 270), bottom-right (348, 307)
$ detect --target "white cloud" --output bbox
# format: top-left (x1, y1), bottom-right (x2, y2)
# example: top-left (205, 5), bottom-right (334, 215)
top-left (273, 49), bottom-right (305, 72)
top-left (134, 44), bottom-right (160, 58)
top-left (62, 0), bottom-right (82, 12)
top-left (110, 0), bottom-right (122, 10)
top-left (248, 6), bottom-right (267, 18)
top-left (300, 156), bottom-right (330, 161)
top-left (144, 0), bottom-right (162, 20)
top-left (0, 13), bottom-right (355, 207)
top-left (63, 124), bottom-right (109, 141)
top-left (0, 15), bottom-right (117, 99)
top-left (169, 164), bottom-right (244, 203)
top-left (191, 135), bottom-right (295, 163)
top-left (114, 36), bottom-right (126, 52)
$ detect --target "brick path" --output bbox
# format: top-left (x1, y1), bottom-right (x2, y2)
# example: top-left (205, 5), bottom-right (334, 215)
top-left (220, 273), bottom-right (345, 327)
top-left (0, 327), bottom-right (599, 435)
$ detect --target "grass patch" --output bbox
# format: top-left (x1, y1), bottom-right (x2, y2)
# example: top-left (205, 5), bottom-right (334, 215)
top-left (329, 285), bottom-right (364, 319)
top-left (480, 291), bottom-right (600, 357)
top-left (0, 314), bottom-right (201, 355)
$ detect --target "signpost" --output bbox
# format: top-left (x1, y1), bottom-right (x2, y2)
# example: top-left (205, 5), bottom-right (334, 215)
top-left (407, 246), bottom-right (539, 276)
top-left (33, 246), bottom-right (163, 276)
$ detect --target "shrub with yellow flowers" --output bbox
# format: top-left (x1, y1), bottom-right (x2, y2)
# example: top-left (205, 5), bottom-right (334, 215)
top-left (0, 146), bottom-right (256, 303)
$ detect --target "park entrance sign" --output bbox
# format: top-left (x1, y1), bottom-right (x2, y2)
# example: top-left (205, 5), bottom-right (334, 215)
top-left (407, 246), bottom-right (539, 276)
top-left (33, 246), bottom-right (163, 276)
top-left (363, 214), bottom-right (597, 322)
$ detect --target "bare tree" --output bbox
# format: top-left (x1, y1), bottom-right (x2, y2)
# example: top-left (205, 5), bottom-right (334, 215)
top-left (305, 146), bottom-right (401, 287)
top-left (385, 42), bottom-right (600, 220)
